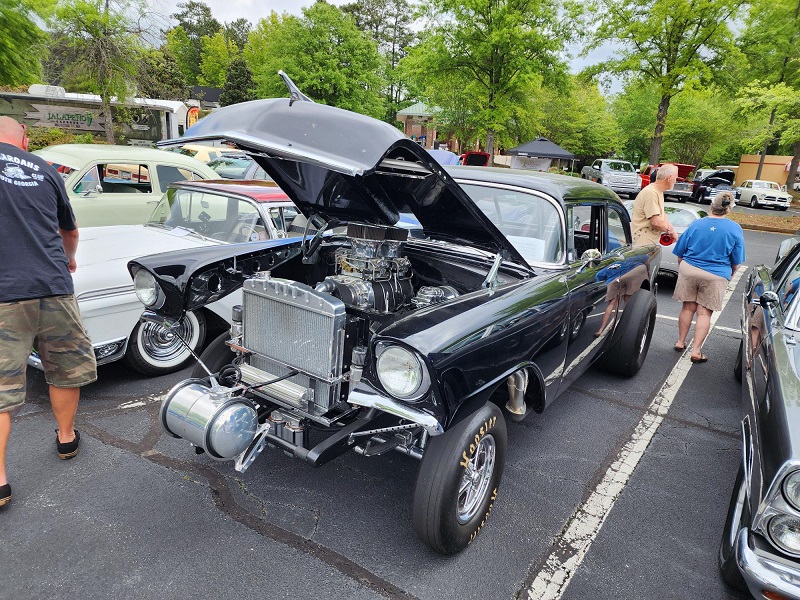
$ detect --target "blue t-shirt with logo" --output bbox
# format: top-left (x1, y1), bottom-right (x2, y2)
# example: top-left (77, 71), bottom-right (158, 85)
top-left (672, 216), bottom-right (745, 280)
top-left (0, 142), bottom-right (76, 302)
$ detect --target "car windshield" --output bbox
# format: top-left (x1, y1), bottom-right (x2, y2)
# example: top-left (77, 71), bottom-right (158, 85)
top-left (606, 161), bottom-right (634, 172)
top-left (207, 156), bottom-right (253, 179)
top-left (461, 183), bottom-right (564, 264)
top-left (146, 187), bottom-right (269, 243)
top-left (754, 181), bottom-right (780, 190)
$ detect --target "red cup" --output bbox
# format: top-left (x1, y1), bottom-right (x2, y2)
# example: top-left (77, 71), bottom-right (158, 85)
top-left (659, 232), bottom-right (674, 246)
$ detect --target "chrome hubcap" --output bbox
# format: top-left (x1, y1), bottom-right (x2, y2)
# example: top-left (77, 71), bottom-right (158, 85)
top-left (140, 314), bottom-right (195, 361)
top-left (457, 434), bottom-right (496, 524)
top-left (638, 313), bottom-right (651, 355)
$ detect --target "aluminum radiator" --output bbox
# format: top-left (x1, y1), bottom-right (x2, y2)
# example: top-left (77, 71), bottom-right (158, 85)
top-left (242, 276), bottom-right (347, 415)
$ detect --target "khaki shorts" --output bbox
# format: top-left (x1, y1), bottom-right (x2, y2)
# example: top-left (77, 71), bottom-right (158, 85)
top-left (673, 261), bottom-right (728, 312)
top-left (0, 295), bottom-right (97, 412)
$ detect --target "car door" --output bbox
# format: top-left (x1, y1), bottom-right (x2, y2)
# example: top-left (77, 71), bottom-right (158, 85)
top-left (561, 201), bottom-right (636, 388)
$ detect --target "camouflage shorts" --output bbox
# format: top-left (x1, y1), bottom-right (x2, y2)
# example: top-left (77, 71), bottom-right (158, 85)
top-left (0, 295), bottom-right (97, 412)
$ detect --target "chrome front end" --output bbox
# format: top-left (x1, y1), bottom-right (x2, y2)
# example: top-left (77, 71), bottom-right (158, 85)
top-left (736, 528), bottom-right (800, 600)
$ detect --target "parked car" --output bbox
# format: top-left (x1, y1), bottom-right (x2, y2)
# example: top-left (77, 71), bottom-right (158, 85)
top-left (27, 179), bottom-right (299, 377)
top-left (207, 154), bottom-right (276, 181)
top-left (581, 159), bottom-right (641, 197)
top-left (690, 168), bottom-right (736, 204)
top-left (640, 163), bottom-right (695, 202)
top-left (624, 201), bottom-right (707, 278)
top-left (129, 96), bottom-right (661, 555)
top-left (34, 145), bottom-right (218, 226)
top-left (735, 180), bottom-right (792, 210)
top-left (170, 143), bottom-right (245, 164)
top-left (720, 237), bottom-right (800, 599)
top-left (460, 151), bottom-right (491, 166)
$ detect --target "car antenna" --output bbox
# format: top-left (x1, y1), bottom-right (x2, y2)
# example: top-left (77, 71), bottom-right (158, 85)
top-left (278, 70), bottom-right (314, 106)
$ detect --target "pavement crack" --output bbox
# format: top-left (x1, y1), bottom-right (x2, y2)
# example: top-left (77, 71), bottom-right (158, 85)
top-left (74, 416), bottom-right (415, 600)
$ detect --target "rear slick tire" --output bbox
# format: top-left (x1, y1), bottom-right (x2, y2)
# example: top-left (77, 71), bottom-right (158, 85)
top-left (412, 403), bottom-right (506, 555)
top-left (596, 289), bottom-right (657, 377)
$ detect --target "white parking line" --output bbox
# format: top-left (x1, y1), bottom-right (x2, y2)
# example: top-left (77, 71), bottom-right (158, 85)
top-left (524, 267), bottom-right (746, 600)
top-left (656, 314), bottom-right (739, 335)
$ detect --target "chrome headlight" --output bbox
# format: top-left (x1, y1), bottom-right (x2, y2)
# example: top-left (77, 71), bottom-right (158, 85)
top-left (769, 514), bottom-right (800, 556)
top-left (133, 269), bottom-right (163, 308)
top-left (783, 471), bottom-right (800, 511)
top-left (376, 345), bottom-right (428, 399)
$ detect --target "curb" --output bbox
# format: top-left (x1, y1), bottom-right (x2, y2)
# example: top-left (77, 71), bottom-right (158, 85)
top-left (738, 224), bottom-right (800, 235)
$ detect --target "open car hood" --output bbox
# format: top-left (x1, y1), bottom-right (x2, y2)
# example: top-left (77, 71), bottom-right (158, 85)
top-left (158, 98), bottom-right (530, 267)
top-left (702, 169), bottom-right (735, 185)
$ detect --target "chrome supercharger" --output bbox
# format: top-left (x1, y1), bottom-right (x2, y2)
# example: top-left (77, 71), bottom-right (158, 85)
top-left (160, 378), bottom-right (269, 473)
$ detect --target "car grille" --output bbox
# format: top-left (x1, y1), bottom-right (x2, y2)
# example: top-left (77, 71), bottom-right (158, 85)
top-left (242, 276), bottom-right (347, 414)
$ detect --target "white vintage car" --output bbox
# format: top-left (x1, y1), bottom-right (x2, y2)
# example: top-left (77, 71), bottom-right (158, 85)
top-left (30, 179), bottom-right (299, 376)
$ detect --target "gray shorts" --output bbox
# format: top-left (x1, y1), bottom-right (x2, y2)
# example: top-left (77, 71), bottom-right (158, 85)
top-left (0, 295), bottom-right (97, 412)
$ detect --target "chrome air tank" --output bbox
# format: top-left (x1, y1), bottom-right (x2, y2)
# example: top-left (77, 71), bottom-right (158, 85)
top-left (161, 379), bottom-right (258, 459)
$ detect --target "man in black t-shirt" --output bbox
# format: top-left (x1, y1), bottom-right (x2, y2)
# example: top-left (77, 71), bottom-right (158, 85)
top-left (0, 116), bottom-right (97, 508)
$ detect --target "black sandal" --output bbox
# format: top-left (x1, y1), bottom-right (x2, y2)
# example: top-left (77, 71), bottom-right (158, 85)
top-left (56, 429), bottom-right (80, 460)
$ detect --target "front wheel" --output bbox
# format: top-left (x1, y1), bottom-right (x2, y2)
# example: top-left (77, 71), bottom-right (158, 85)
top-left (595, 289), bottom-right (657, 377)
top-left (412, 403), bottom-right (507, 554)
top-left (719, 464), bottom-right (749, 591)
top-left (750, 195), bottom-right (759, 208)
top-left (190, 330), bottom-right (237, 379)
top-left (125, 310), bottom-right (206, 376)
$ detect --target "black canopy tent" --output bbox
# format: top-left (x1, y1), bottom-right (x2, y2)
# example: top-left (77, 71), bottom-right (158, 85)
top-left (507, 137), bottom-right (575, 172)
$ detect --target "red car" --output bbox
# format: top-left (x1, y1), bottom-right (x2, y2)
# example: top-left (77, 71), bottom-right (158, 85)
top-left (640, 163), bottom-right (695, 202)
top-left (459, 151), bottom-right (491, 166)
top-left (639, 163), bottom-right (695, 187)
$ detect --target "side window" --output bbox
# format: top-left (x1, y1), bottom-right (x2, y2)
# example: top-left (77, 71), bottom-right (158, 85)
top-left (568, 204), bottom-right (601, 261)
top-left (74, 165), bottom-right (102, 194)
top-left (778, 262), bottom-right (800, 310)
top-left (99, 163), bottom-right (151, 193)
top-left (268, 207), bottom-right (284, 232)
top-left (607, 206), bottom-right (630, 250)
top-left (156, 165), bottom-right (202, 192)
top-left (253, 166), bottom-right (269, 180)
top-left (592, 161), bottom-right (600, 170)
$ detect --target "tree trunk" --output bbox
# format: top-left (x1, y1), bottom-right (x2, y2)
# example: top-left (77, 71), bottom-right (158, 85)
top-left (102, 97), bottom-right (114, 143)
top-left (755, 107), bottom-right (777, 180)
top-left (485, 129), bottom-right (494, 164)
top-left (648, 95), bottom-right (671, 165)
top-left (788, 140), bottom-right (800, 193)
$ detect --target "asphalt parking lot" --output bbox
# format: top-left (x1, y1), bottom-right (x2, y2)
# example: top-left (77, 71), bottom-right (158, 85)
top-left (0, 228), bottom-right (788, 600)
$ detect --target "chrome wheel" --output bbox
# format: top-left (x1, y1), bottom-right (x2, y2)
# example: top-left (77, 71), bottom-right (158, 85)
top-left (457, 434), bottom-right (496, 524)
top-left (127, 310), bottom-right (206, 374)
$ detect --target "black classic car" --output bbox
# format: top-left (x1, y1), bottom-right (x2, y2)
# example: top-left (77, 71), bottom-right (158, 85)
top-left (721, 237), bottom-right (800, 598)
top-left (128, 95), bottom-right (660, 554)
top-left (690, 168), bottom-right (736, 204)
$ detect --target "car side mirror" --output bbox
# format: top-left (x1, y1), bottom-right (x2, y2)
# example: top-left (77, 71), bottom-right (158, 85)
top-left (760, 291), bottom-right (780, 308)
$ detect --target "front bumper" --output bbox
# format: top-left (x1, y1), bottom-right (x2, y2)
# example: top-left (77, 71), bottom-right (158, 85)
top-left (736, 528), bottom-right (800, 599)
top-left (606, 182), bottom-right (641, 195)
top-left (759, 198), bottom-right (791, 208)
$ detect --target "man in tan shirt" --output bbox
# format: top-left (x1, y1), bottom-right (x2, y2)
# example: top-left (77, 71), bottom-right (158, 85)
top-left (631, 163), bottom-right (678, 247)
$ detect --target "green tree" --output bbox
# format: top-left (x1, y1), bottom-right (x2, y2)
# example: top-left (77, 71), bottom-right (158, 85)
top-left (402, 0), bottom-right (571, 158)
top-left (137, 48), bottom-right (190, 101)
top-left (49, 0), bottom-right (145, 142)
top-left (537, 77), bottom-right (618, 159)
top-left (244, 3), bottom-right (385, 118)
top-left (660, 87), bottom-right (740, 168)
top-left (736, 0), bottom-right (800, 179)
top-left (587, 0), bottom-right (742, 165)
top-left (168, 1), bottom-right (222, 85)
top-left (609, 81), bottom-right (659, 166)
top-left (219, 56), bottom-right (256, 106)
top-left (224, 17), bottom-right (251, 51)
top-left (0, 0), bottom-right (50, 85)
top-left (198, 31), bottom-right (236, 88)
top-left (342, 0), bottom-right (416, 122)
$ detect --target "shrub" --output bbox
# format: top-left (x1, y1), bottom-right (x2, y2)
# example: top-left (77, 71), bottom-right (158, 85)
top-left (26, 127), bottom-right (103, 151)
